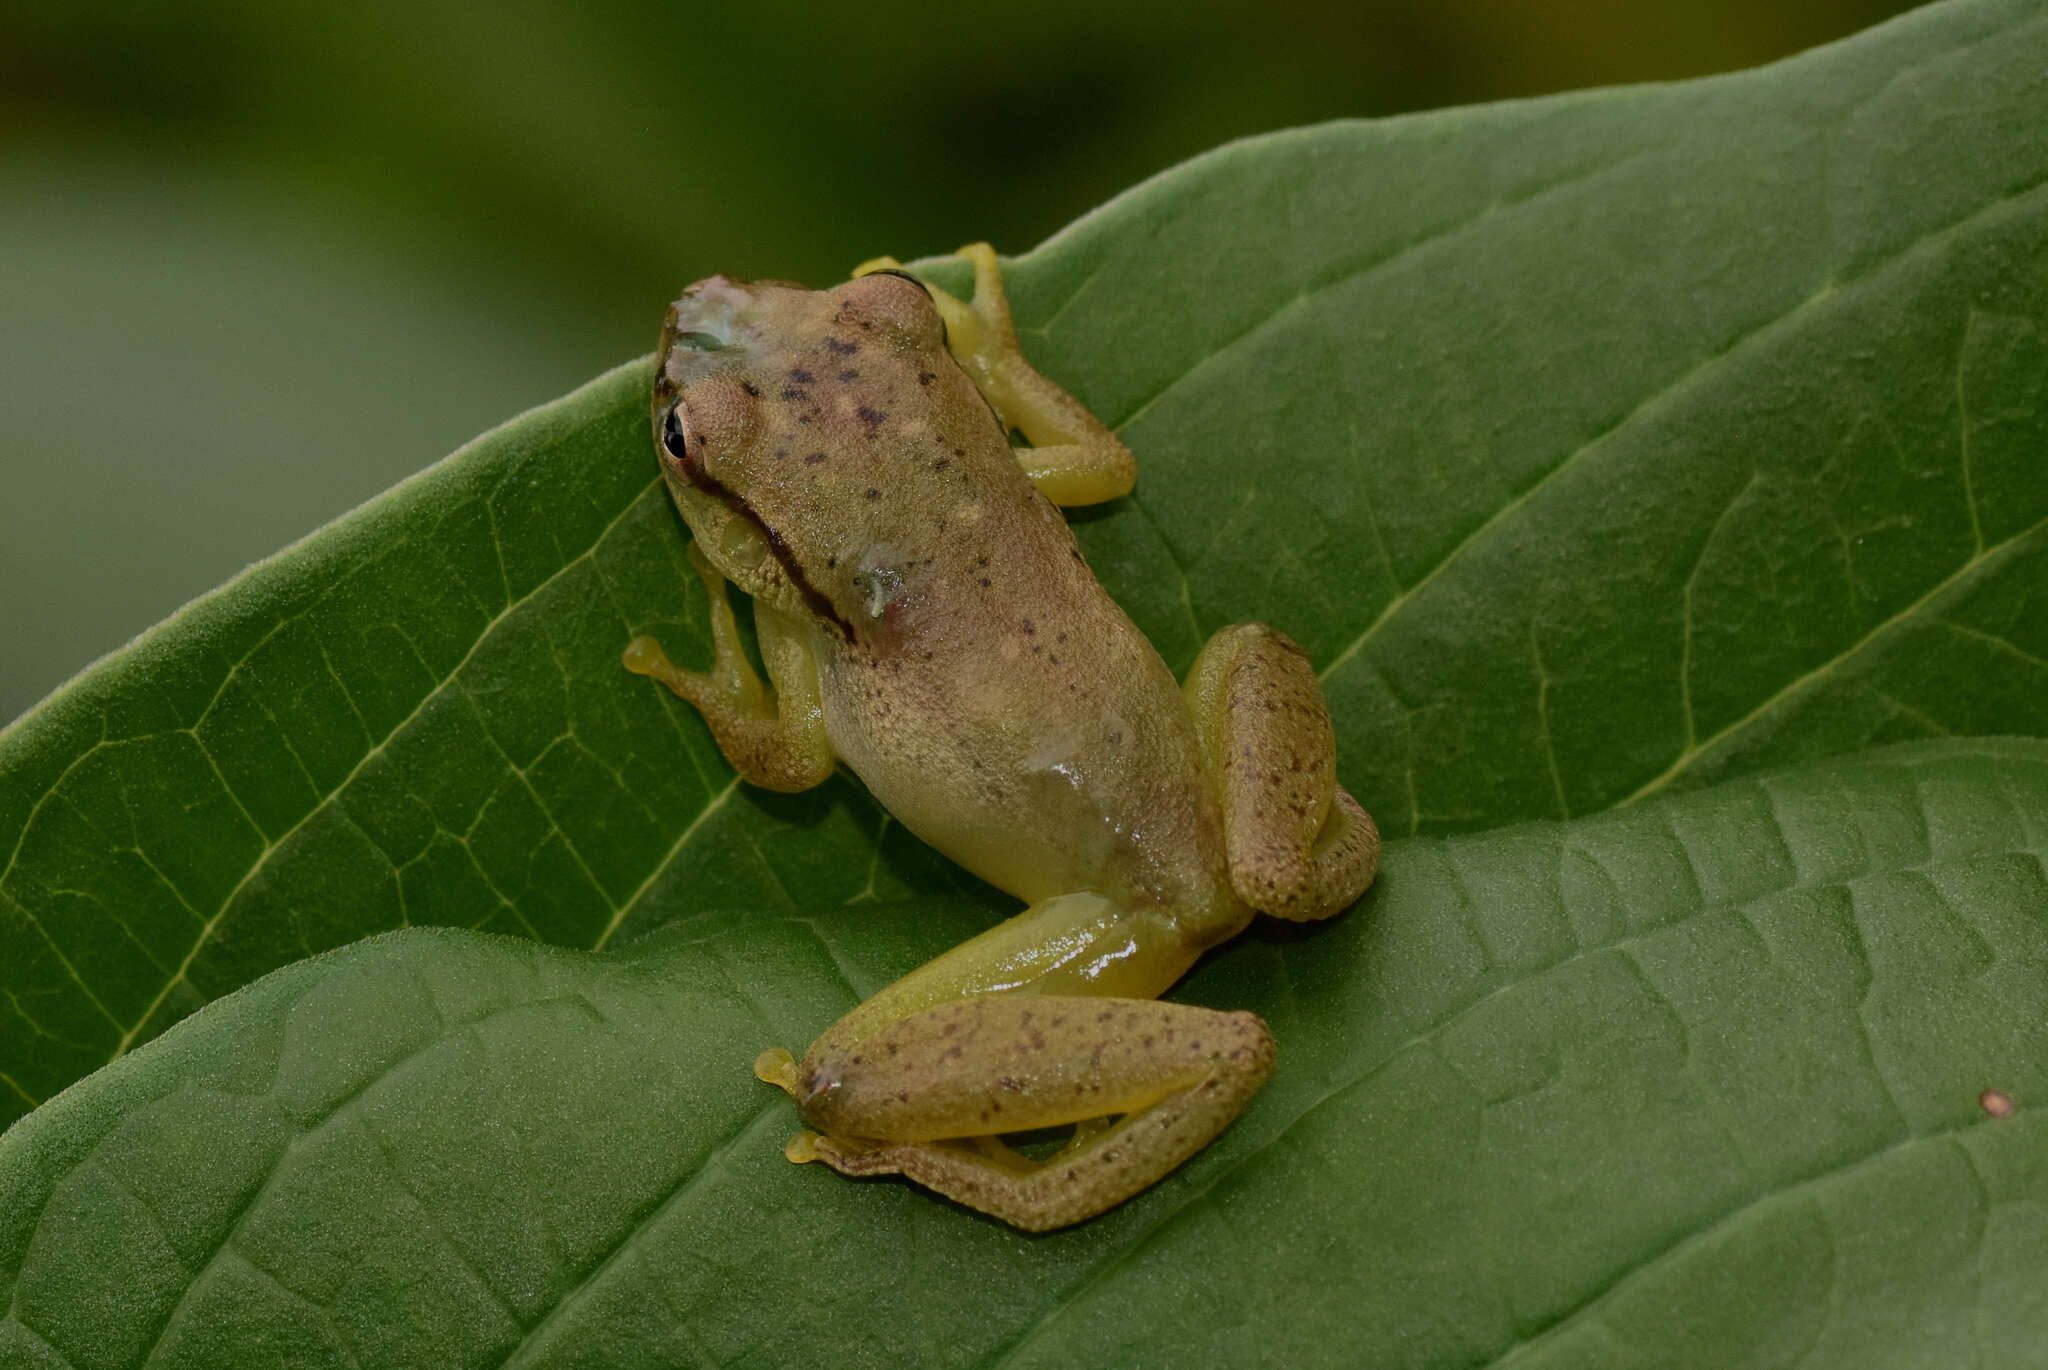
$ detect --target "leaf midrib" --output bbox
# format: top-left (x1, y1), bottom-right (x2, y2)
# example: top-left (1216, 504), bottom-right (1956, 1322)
top-left (105, 164), bottom-right (2048, 1079)
top-left (1289, 177), bottom-right (2048, 821)
top-left (1311, 166), bottom-right (2048, 689)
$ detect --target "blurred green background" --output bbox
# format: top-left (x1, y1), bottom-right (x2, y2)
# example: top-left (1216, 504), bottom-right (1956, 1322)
top-left (2, 0), bottom-right (1918, 726)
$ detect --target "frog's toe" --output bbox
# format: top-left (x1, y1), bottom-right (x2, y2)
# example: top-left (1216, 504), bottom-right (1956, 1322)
top-left (799, 1132), bottom-right (898, 1177)
top-left (753, 1046), bottom-right (799, 1094)
top-left (793, 1131), bottom-right (906, 1176)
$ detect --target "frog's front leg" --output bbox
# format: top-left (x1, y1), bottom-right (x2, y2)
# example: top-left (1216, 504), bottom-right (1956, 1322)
top-left (1185, 623), bottom-right (1381, 919)
top-left (755, 891), bottom-right (1272, 1231)
top-left (856, 243), bottom-right (1137, 508)
top-left (622, 543), bottom-right (835, 793)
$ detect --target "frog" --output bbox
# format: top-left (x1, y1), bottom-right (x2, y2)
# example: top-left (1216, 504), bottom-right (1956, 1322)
top-left (623, 244), bottom-right (1380, 1231)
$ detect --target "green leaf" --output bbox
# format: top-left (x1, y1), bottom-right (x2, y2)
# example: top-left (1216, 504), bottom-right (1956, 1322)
top-left (2, 0), bottom-right (2047, 1356)
top-left (5, 739), bottom-right (2046, 1367)
top-left (8, 0), bottom-right (2045, 1128)
top-left (0, 366), bottom-right (1000, 1123)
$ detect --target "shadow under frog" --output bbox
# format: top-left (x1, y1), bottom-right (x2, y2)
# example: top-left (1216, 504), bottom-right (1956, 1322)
top-left (623, 244), bottom-right (1379, 1231)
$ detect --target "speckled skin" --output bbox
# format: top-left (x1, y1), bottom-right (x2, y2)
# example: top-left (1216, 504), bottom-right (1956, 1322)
top-left (627, 249), bottom-right (1380, 1229)
top-left (804, 997), bottom-right (1276, 1233)
top-left (649, 269), bottom-right (1236, 922)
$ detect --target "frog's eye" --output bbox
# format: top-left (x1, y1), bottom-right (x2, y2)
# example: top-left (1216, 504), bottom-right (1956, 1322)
top-left (662, 402), bottom-right (697, 469)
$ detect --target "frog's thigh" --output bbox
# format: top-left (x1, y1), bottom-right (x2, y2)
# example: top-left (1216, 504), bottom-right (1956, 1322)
top-left (796, 995), bottom-right (1274, 1232)
top-left (1184, 623), bottom-right (1380, 920)
top-left (622, 544), bottom-right (834, 793)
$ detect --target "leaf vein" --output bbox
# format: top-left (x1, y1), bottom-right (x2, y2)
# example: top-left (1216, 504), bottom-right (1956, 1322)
top-left (1317, 170), bottom-right (2048, 689)
top-left (1625, 511), bottom-right (2048, 803)
top-left (110, 479), bottom-right (664, 1058)
top-left (1938, 620), bottom-right (2048, 674)
top-left (1110, 144), bottom-right (1665, 437)
top-left (1483, 1115), bottom-right (2010, 1367)
top-left (128, 985), bottom-right (583, 1368)
top-left (1121, 492), bottom-right (1203, 650)
top-left (986, 826), bottom-right (2029, 1363)
top-left (220, 1239), bottom-right (366, 1369)
top-left (592, 774), bottom-right (740, 950)
top-left (493, 1102), bottom-right (782, 1369)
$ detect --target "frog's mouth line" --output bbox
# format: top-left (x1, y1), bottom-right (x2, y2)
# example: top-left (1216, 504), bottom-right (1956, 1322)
top-left (670, 458), bottom-right (856, 646)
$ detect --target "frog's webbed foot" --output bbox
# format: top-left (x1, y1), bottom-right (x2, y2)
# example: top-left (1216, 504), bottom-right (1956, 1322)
top-left (855, 243), bottom-right (1136, 508)
top-left (623, 544), bottom-right (835, 793)
top-left (779, 995), bottom-right (1274, 1232)
top-left (1185, 623), bottom-right (1381, 921)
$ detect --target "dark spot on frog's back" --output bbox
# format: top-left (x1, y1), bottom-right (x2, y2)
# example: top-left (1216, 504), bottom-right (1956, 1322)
top-left (825, 338), bottom-right (859, 356)
top-left (790, 367), bottom-right (815, 385)
top-left (857, 406), bottom-right (887, 427)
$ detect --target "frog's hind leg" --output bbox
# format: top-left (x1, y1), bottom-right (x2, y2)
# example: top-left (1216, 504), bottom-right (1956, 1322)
top-left (1184, 623), bottom-right (1381, 921)
top-left (755, 888), bottom-right (1269, 1230)
top-left (855, 243), bottom-right (1136, 507)
top-left (772, 994), bottom-right (1274, 1233)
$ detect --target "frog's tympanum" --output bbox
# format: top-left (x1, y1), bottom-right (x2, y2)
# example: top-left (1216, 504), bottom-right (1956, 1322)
top-left (625, 245), bottom-right (1379, 1230)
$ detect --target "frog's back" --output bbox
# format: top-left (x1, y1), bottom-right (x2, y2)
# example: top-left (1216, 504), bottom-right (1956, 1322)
top-left (655, 269), bottom-right (1234, 916)
top-left (815, 444), bottom-right (1230, 917)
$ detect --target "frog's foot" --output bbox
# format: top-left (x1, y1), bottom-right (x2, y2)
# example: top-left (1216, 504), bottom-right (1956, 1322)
top-left (753, 1047), bottom-right (800, 1095)
top-left (855, 243), bottom-right (1134, 507)
top-left (1184, 623), bottom-right (1381, 921)
top-left (622, 544), bottom-right (834, 793)
top-left (781, 995), bottom-right (1274, 1232)
top-left (782, 1130), bottom-right (827, 1163)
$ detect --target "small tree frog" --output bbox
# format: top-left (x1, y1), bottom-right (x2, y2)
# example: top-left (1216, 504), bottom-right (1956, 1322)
top-left (624, 245), bottom-right (1379, 1230)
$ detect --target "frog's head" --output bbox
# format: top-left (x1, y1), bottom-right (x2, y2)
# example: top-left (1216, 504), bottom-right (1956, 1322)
top-left (650, 270), bottom-right (959, 634)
